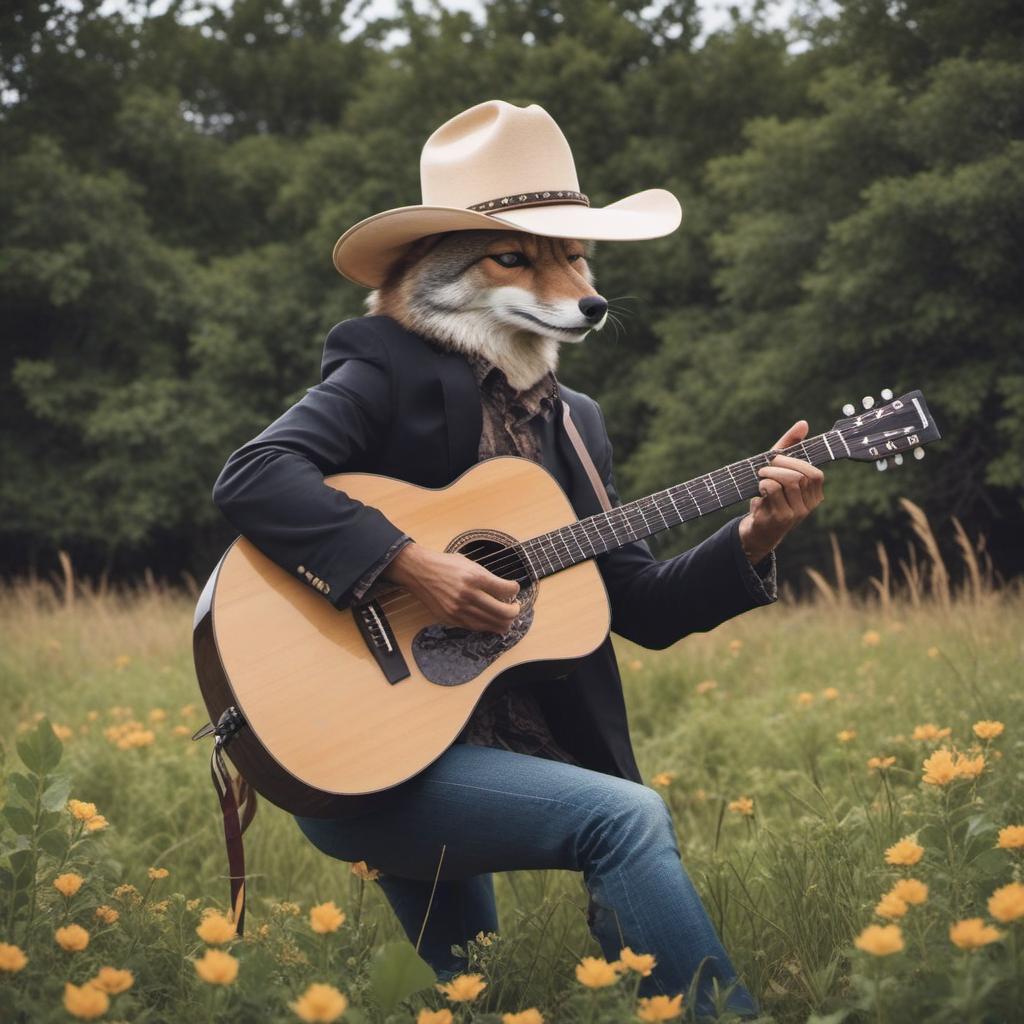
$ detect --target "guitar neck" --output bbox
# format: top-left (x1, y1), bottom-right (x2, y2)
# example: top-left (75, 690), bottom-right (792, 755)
top-left (520, 429), bottom-right (849, 580)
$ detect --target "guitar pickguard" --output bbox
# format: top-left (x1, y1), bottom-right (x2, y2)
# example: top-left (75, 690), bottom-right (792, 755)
top-left (412, 609), bottom-right (534, 686)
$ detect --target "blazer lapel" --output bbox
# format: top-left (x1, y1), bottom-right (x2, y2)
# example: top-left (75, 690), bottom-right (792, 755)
top-left (438, 351), bottom-right (482, 479)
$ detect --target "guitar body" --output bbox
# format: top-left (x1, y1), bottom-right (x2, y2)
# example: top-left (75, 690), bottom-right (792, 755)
top-left (194, 457), bottom-right (611, 817)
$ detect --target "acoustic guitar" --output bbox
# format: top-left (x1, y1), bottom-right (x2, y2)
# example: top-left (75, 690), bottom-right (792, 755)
top-left (193, 389), bottom-right (940, 817)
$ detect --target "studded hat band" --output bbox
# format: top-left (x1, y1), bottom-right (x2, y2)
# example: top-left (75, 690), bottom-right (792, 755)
top-left (467, 190), bottom-right (590, 214)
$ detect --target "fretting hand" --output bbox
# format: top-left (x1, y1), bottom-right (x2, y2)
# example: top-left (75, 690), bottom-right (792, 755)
top-left (738, 420), bottom-right (825, 565)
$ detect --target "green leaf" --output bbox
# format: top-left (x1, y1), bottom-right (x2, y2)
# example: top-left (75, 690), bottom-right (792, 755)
top-left (7, 772), bottom-right (37, 805)
top-left (2, 805), bottom-right (35, 836)
top-left (9, 848), bottom-right (35, 887)
top-left (16, 718), bottom-right (63, 774)
top-left (41, 773), bottom-right (72, 813)
top-left (38, 828), bottom-right (70, 860)
top-left (367, 940), bottom-right (437, 1014)
top-left (0, 836), bottom-right (31, 862)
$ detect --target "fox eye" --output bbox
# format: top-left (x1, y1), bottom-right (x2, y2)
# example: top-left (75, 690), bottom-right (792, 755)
top-left (567, 253), bottom-right (585, 263)
top-left (490, 252), bottom-right (527, 268)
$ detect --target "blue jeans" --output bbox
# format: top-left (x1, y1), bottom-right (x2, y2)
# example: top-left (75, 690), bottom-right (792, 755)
top-left (294, 743), bottom-right (757, 1017)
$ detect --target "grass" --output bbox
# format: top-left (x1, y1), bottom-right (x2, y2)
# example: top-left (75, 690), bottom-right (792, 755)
top-left (1, 510), bottom-right (1022, 1023)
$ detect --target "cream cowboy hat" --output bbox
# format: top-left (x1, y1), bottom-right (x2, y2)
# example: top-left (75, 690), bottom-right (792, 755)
top-left (332, 99), bottom-right (683, 288)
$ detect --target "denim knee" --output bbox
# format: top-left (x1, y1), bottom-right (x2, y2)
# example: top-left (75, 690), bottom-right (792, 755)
top-left (579, 781), bottom-right (678, 866)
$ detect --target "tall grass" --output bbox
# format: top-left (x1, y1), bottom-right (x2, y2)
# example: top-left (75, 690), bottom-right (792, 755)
top-left (1, 506), bottom-right (1021, 1022)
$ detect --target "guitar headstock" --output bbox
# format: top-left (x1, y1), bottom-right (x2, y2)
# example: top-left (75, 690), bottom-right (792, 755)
top-left (832, 389), bottom-right (941, 470)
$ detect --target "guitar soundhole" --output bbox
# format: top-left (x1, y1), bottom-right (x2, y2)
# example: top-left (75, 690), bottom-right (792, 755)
top-left (412, 530), bottom-right (536, 687)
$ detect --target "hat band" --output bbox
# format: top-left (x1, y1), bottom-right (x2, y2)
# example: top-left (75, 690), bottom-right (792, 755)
top-left (467, 190), bottom-right (590, 214)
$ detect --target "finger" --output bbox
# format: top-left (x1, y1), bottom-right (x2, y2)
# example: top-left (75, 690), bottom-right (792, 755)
top-left (768, 454), bottom-right (825, 484)
top-left (475, 568), bottom-right (521, 601)
top-left (772, 419), bottom-right (809, 451)
top-left (472, 590), bottom-right (521, 624)
top-left (758, 471), bottom-right (806, 517)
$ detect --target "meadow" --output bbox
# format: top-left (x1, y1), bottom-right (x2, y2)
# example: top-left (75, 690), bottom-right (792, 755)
top-left (1, 508), bottom-right (1022, 1024)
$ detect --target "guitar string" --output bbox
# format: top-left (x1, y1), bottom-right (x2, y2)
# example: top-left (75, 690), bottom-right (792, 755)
top-left (367, 427), bottom-right (853, 626)
top-left (368, 406), bottom-right (903, 624)
top-left (369, 423), bottom-right (874, 625)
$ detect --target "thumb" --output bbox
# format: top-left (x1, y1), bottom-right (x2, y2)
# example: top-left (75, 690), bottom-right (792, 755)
top-left (772, 419), bottom-right (808, 451)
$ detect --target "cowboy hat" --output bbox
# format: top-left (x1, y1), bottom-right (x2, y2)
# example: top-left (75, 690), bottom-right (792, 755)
top-left (332, 99), bottom-right (682, 288)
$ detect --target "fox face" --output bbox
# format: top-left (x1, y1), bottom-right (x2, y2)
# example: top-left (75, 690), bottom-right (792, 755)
top-left (367, 230), bottom-right (609, 390)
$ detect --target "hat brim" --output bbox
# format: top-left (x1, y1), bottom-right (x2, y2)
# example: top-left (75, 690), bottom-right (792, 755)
top-left (332, 188), bottom-right (682, 288)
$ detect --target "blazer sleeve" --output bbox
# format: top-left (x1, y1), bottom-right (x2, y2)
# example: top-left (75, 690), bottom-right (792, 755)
top-left (211, 320), bottom-right (406, 609)
top-left (582, 398), bottom-right (777, 650)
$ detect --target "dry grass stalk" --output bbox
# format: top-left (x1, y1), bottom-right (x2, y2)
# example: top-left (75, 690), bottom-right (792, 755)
top-left (951, 516), bottom-right (983, 603)
top-left (869, 541), bottom-right (891, 611)
top-left (898, 498), bottom-right (950, 608)
top-left (829, 533), bottom-right (849, 606)
top-left (898, 543), bottom-right (922, 608)
top-left (57, 550), bottom-right (74, 609)
top-left (804, 567), bottom-right (837, 606)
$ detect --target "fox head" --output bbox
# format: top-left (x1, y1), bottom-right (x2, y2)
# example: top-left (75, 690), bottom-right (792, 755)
top-left (366, 230), bottom-right (608, 391)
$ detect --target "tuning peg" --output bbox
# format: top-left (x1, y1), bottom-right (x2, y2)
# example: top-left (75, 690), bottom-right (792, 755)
top-left (894, 453), bottom-right (904, 466)
top-left (880, 387), bottom-right (893, 401)
top-left (875, 458), bottom-right (888, 471)
top-left (862, 396), bottom-right (875, 410)
top-left (842, 403), bottom-right (856, 416)
top-left (914, 447), bottom-right (925, 460)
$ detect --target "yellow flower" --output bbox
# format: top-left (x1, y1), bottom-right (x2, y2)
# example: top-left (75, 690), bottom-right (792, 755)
top-left (196, 910), bottom-right (237, 945)
top-left (85, 815), bottom-right (109, 832)
top-left (151, 899), bottom-right (170, 915)
top-left (289, 982), bottom-right (349, 1022)
top-left (628, 659), bottom-right (644, 671)
top-left (95, 905), bottom-right (119, 924)
top-left (148, 866), bottom-right (169, 880)
top-left (63, 981), bottom-right (109, 1019)
top-left (68, 799), bottom-right (99, 821)
top-left (927, 646), bottom-right (940, 658)
top-left (474, 930), bottom-right (495, 946)
top-left (618, 946), bottom-right (657, 976)
top-left (955, 751), bottom-right (985, 780)
top-left (695, 680), bottom-right (717, 695)
top-left (729, 639), bottom-right (743, 653)
top-left (922, 748), bottom-right (958, 786)
top-left (854, 924), bottom-right (904, 956)
top-left (867, 756), bottom-right (896, 771)
top-left (885, 836), bottom-right (924, 866)
top-left (91, 966), bottom-right (134, 994)
top-left (997, 825), bottom-right (1024, 849)
top-left (837, 729), bottom-right (857, 744)
top-left (650, 771), bottom-right (676, 788)
top-left (0, 942), bottom-right (28, 972)
top-left (949, 918), bottom-right (1004, 949)
top-left (862, 630), bottom-right (881, 647)
top-left (193, 948), bottom-right (239, 984)
top-left (973, 720), bottom-right (1004, 740)
top-left (436, 973), bottom-right (487, 1002)
top-left (113, 883), bottom-right (140, 902)
top-left (912, 723), bottom-right (951, 742)
top-left (889, 879), bottom-right (928, 906)
top-left (874, 892), bottom-right (908, 920)
top-left (636, 993), bottom-right (685, 1021)
top-left (53, 723), bottom-right (74, 741)
top-left (149, 708), bottom-right (167, 722)
top-left (502, 1010), bottom-right (545, 1024)
top-left (728, 796), bottom-right (754, 817)
top-left (795, 691), bottom-right (815, 707)
top-left (988, 883), bottom-right (1024, 924)
top-left (116, 728), bottom-right (156, 749)
top-left (172, 724), bottom-right (191, 736)
top-left (309, 901), bottom-right (346, 934)
top-left (274, 900), bottom-right (301, 916)
top-left (417, 1011), bottom-right (453, 1024)
top-left (54, 872), bottom-right (84, 897)
top-left (574, 956), bottom-right (622, 988)
top-left (86, 709), bottom-right (99, 720)
top-left (823, 687), bottom-right (840, 700)
top-left (55, 924), bottom-right (89, 952)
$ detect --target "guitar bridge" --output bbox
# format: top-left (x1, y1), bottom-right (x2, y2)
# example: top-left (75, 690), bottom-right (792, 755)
top-left (353, 599), bottom-right (410, 685)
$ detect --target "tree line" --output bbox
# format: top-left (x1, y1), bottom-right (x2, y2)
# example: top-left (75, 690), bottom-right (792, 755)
top-left (2, 0), bottom-right (1021, 589)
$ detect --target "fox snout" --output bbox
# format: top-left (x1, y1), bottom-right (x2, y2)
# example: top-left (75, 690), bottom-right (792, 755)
top-left (578, 296), bottom-right (608, 322)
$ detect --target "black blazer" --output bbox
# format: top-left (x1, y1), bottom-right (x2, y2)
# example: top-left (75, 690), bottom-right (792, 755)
top-left (212, 316), bottom-right (775, 792)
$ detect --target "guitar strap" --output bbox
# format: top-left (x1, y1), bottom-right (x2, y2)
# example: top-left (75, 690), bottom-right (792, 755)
top-left (561, 401), bottom-right (612, 513)
top-left (196, 714), bottom-right (257, 935)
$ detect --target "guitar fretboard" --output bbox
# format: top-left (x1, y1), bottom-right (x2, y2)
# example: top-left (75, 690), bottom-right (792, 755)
top-left (518, 429), bottom-right (850, 579)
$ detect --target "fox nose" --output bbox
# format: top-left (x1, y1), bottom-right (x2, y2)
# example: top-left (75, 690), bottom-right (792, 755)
top-left (578, 296), bottom-right (608, 321)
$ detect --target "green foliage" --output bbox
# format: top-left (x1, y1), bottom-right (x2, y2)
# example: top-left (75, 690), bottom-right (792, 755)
top-left (0, 0), bottom-right (1021, 584)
